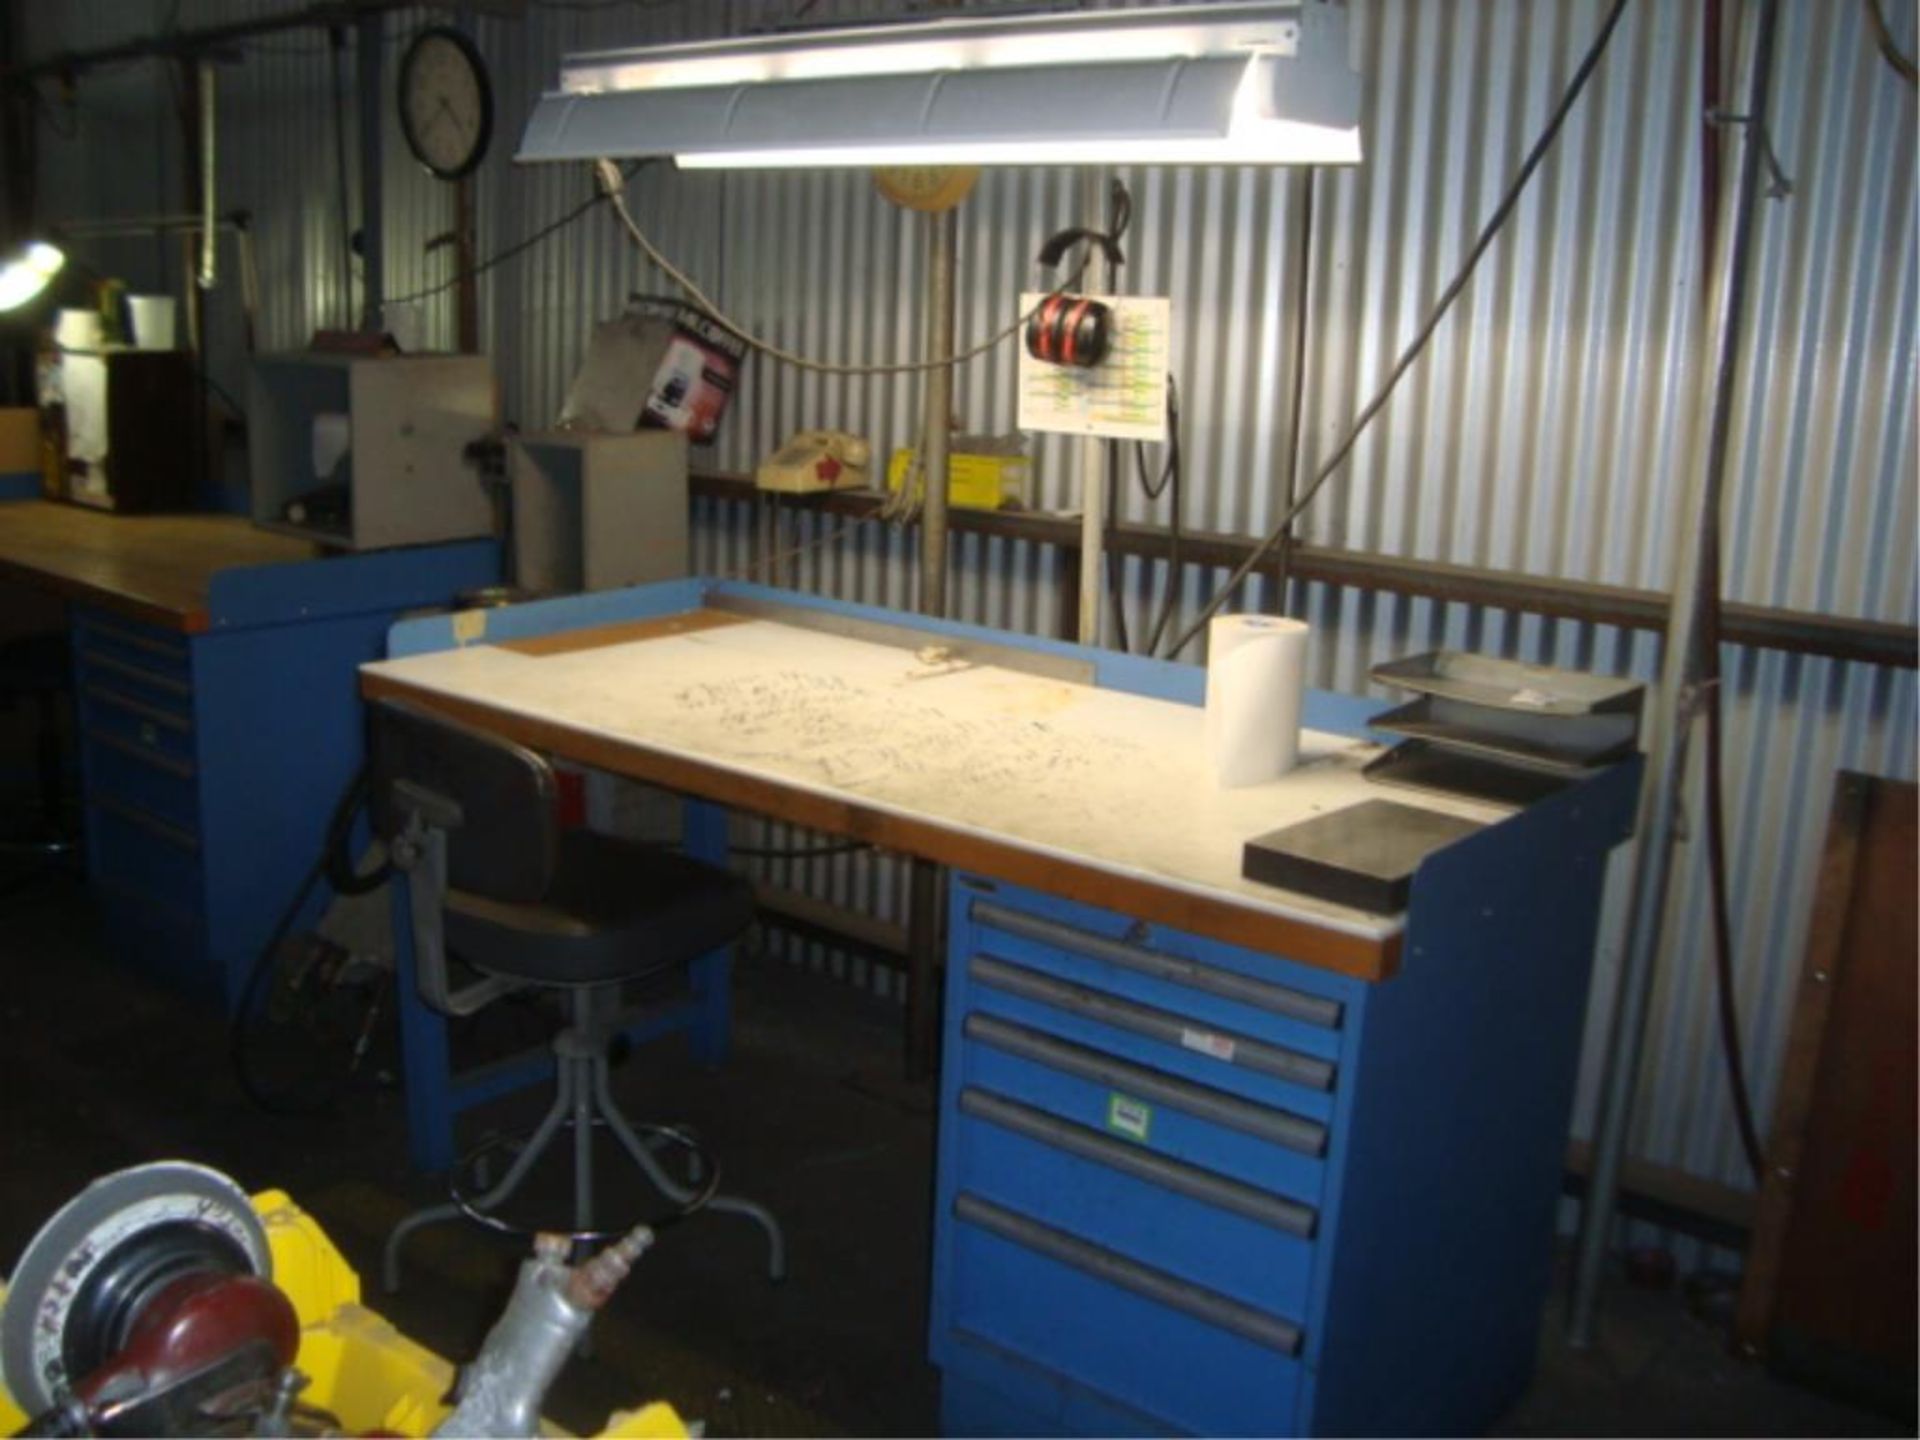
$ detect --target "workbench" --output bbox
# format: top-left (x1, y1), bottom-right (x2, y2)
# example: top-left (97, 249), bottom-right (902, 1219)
top-left (0, 499), bottom-right (499, 1009)
top-left (362, 576), bottom-right (1638, 1438)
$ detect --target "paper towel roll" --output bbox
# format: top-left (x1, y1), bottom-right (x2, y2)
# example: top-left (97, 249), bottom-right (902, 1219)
top-left (1205, 614), bottom-right (1309, 788)
top-left (54, 308), bottom-right (103, 351)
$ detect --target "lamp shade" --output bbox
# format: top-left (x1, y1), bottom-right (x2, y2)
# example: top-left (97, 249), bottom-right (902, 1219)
top-left (0, 242), bottom-right (67, 313)
top-left (518, 2), bottom-right (1362, 169)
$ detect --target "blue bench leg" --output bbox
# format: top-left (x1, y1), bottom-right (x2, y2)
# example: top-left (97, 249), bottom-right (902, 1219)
top-left (681, 799), bottom-right (733, 1067)
top-left (394, 872), bottom-right (456, 1173)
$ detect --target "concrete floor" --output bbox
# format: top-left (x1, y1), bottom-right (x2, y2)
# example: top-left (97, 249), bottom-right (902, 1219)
top-left (0, 865), bottom-right (1908, 1438)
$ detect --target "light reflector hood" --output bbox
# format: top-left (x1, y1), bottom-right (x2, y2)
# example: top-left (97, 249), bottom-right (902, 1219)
top-left (518, 2), bottom-right (1362, 169)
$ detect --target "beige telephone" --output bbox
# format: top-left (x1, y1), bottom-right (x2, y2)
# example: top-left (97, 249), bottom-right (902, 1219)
top-left (754, 429), bottom-right (871, 494)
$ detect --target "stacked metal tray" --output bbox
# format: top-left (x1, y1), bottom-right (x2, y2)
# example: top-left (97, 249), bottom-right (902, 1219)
top-left (1363, 651), bottom-right (1643, 807)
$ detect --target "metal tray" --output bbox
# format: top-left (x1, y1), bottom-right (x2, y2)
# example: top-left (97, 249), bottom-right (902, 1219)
top-left (1364, 739), bottom-right (1574, 809)
top-left (1372, 694), bottom-right (1638, 772)
top-left (1371, 650), bottom-right (1643, 717)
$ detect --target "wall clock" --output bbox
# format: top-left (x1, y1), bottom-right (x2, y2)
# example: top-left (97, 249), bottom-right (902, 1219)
top-left (398, 26), bottom-right (493, 181)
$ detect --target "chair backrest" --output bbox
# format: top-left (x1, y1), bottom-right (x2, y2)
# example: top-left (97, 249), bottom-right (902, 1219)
top-left (368, 697), bottom-right (558, 904)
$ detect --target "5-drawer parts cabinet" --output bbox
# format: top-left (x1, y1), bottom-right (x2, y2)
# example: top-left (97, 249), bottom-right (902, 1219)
top-left (929, 761), bottom-right (1639, 1437)
top-left (67, 541), bottom-right (498, 1010)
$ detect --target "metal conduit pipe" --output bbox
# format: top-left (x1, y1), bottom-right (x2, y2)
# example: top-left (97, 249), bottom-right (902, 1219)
top-left (918, 206), bottom-right (956, 619)
top-left (1567, 0), bottom-right (1783, 1347)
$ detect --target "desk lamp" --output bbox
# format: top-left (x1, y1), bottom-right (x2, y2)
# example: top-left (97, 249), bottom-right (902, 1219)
top-left (0, 243), bottom-right (68, 314)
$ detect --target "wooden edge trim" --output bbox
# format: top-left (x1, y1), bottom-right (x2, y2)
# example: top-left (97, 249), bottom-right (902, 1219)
top-left (1733, 771), bottom-right (1869, 1350)
top-left (361, 672), bottom-right (1397, 983)
top-left (0, 558), bottom-right (203, 632)
top-left (495, 609), bottom-right (747, 656)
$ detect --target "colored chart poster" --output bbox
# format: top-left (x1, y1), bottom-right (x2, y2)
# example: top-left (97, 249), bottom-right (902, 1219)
top-left (1016, 293), bottom-right (1171, 443)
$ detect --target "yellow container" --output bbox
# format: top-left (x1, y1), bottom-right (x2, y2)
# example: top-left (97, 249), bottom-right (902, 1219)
top-left (0, 408), bottom-right (39, 486)
top-left (886, 446), bottom-right (1029, 510)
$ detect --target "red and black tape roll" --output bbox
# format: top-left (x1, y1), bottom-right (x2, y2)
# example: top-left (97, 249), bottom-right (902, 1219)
top-left (1024, 293), bottom-right (1113, 369)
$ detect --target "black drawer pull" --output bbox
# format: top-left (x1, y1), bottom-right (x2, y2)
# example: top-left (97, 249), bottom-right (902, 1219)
top-left (82, 683), bottom-right (192, 734)
top-left (79, 650), bottom-right (194, 698)
top-left (90, 793), bottom-right (199, 852)
top-left (971, 954), bottom-right (1336, 1092)
top-left (964, 1013), bottom-right (1328, 1157)
top-left (960, 1087), bottom-right (1317, 1238)
top-left (75, 618), bottom-right (189, 665)
top-left (972, 900), bottom-right (1343, 1029)
top-left (83, 726), bottom-right (197, 780)
top-left (954, 1191), bottom-right (1303, 1356)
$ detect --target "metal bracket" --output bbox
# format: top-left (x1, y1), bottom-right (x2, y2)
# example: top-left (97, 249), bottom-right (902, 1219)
top-left (396, 808), bottom-right (523, 1019)
top-left (1705, 109), bottom-right (1795, 200)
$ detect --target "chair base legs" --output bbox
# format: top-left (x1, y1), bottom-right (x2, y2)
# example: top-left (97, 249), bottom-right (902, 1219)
top-left (384, 1007), bottom-right (786, 1293)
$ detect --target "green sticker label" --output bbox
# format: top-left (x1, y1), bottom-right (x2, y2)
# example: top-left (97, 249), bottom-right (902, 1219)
top-left (1107, 1093), bottom-right (1152, 1143)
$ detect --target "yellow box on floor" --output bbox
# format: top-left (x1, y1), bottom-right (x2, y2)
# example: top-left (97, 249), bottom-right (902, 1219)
top-left (0, 1192), bottom-right (687, 1440)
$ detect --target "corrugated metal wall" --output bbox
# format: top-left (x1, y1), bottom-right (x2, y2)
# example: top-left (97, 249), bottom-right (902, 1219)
top-left (18, 0), bottom-right (1917, 1208)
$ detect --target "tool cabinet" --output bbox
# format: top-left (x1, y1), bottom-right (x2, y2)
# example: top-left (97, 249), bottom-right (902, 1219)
top-left (930, 760), bottom-right (1638, 1437)
top-left (67, 541), bottom-right (498, 1011)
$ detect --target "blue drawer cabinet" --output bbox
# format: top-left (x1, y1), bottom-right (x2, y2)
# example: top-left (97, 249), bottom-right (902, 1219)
top-left (931, 759), bottom-right (1640, 1437)
top-left (67, 542), bottom-right (498, 1013)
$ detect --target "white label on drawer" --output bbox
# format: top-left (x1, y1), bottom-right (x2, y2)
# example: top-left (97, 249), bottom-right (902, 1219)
top-left (1180, 1027), bottom-right (1236, 1062)
top-left (1106, 1094), bottom-right (1152, 1143)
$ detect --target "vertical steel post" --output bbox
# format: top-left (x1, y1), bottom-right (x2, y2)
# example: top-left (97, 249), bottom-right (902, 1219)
top-left (1567, 0), bottom-right (1782, 1347)
top-left (907, 204), bottom-right (959, 1078)
top-left (356, 12), bottom-right (385, 329)
top-left (197, 62), bottom-right (216, 290)
top-left (1075, 168), bottom-right (1106, 646)
top-left (918, 206), bottom-right (957, 618)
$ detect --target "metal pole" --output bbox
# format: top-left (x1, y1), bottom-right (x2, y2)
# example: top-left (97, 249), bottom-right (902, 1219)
top-left (197, 61), bottom-right (216, 289)
top-left (356, 12), bottom-right (385, 330)
top-left (1075, 169), bottom-right (1105, 647)
top-left (918, 206), bottom-right (956, 618)
top-left (907, 204), bottom-right (958, 1080)
top-left (1567, 0), bottom-right (1781, 1347)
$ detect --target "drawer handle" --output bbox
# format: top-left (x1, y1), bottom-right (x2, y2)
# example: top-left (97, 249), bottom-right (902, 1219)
top-left (83, 683), bottom-right (192, 734)
top-left (960, 1087), bottom-right (1317, 1238)
top-left (970, 900), bottom-right (1343, 1029)
top-left (83, 726), bottom-right (197, 780)
top-left (79, 650), bottom-right (193, 698)
top-left (954, 1191), bottom-right (1304, 1356)
top-left (90, 792), bottom-right (199, 852)
top-left (964, 1013), bottom-right (1328, 1157)
top-left (75, 617), bottom-right (189, 665)
top-left (971, 954), bottom-right (1336, 1092)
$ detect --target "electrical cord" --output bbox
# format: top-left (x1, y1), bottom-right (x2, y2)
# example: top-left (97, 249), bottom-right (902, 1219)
top-left (1141, 375), bottom-right (1185, 656)
top-left (730, 839), bottom-right (872, 860)
top-left (720, 511), bottom-right (881, 581)
top-left (1864, 0), bottom-right (1917, 86)
top-left (1699, 451), bottom-right (1768, 1182)
top-left (597, 158), bottom-right (1089, 377)
top-left (382, 160), bottom-right (651, 307)
top-left (1160, 0), bottom-right (1635, 659)
top-left (230, 765), bottom-right (389, 1115)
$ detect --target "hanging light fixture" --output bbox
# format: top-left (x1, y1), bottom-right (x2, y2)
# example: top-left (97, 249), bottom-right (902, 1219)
top-left (517, 2), bottom-right (1362, 170)
top-left (0, 242), bottom-right (68, 313)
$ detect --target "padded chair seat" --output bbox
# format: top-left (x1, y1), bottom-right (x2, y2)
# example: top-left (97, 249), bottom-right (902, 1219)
top-left (445, 829), bottom-right (754, 986)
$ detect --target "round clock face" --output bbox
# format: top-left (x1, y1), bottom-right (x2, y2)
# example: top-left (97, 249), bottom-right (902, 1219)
top-left (399, 27), bottom-right (493, 180)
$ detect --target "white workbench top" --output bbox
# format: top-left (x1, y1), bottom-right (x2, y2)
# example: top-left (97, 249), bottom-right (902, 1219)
top-left (365, 613), bottom-right (1512, 957)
